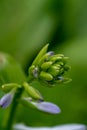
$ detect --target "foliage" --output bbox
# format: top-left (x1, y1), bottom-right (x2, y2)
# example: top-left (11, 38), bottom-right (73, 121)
top-left (0, 0), bottom-right (87, 129)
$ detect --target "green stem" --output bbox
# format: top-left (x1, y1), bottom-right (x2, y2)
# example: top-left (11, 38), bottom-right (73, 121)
top-left (4, 87), bottom-right (24, 130)
top-left (3, 77), bottom-right (33, 130)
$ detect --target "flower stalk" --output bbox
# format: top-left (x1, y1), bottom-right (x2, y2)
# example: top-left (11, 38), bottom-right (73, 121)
top-left (5, 87), bottom-right (24, 130)
top-left (0, 44), bottom-right (71, 130)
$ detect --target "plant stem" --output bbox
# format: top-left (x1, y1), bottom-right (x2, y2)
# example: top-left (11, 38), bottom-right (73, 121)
top-left (0, 74), bottom-right (33, 130)
top-left (4, 87), bottom-right (24, 130)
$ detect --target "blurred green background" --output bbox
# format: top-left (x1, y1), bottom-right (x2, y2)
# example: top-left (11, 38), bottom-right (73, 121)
top-left (0, 0), bottom-right (87, 128)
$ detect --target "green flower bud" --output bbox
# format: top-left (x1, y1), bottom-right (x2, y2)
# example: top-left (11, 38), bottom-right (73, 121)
top-left (53, 63), bottom-right (61, 69)
top-left (29, 65), bottom-right (39, 78)
top-left (62, 78), bottom-right (72, 84)
top-left (56, 54), bottom-right (64, 57)
top-left (48, 66), bottom-right (60, 77)
top-left (58, 68), bottom-right (64, 75)
top-left (54, 77), bottom-right (72, 84)
top-left (40, 71), bottom-right (53, 81)
top-left (23, 82), bottom-right (43, 100)
top-left (1, 83), bottom-right (20, 93)
top-left (54, 76), bottom-right (64, 84)
top-left (49, 56), bottom-right (62, 63)
top-left (29, 65), bottom-right (36, 75)
top-left (56, 61), bottom-right (64, 66)
top-left (28, 44), bottom-right (71, 87)
top-left (38, 52), bottom-right (53, 66)
top-left (41, 61), bottom-right (52, 71)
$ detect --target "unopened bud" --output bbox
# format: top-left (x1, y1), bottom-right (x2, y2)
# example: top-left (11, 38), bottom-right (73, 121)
top-left (1, 83), bottom-right (20, 93)
top-left (40, 71), bottom-right (53, 81)
top-left (38, 52), bottom-right (53, 66)
top-left (23, 82), bottom-right (43, 100)
top-left (62, 78), bottom-right (72, 84)
top-left (48, 66), bottom-right (60, 77)
top-left (0, 91), bottom-right (15, 108)
top-left (29, 65), bottom-right (35, 75)
top-left (41, 61), bottom-right (52, 71)
top-left (49, 56), bottom-right (62, 63)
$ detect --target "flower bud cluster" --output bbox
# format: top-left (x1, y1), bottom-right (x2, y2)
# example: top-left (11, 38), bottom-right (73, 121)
top-left (0, 44), bottom-right (72, 115)
top-left (29, 44), bottom-right (71, 87)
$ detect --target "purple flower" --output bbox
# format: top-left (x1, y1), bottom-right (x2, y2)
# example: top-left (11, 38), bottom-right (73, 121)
top-left (21, 98), bottom-right (61, 114)
top-left (32, 101), bottom-right (61, 114)
top-left (0, 93), bottom-right (14, 108)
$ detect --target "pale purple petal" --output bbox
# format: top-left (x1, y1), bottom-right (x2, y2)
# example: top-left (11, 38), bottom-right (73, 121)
top-left (53, 124), bottom-right (86, 130)
top-left (21, 98), bottom-right (60, 114)
top-left (14, 124), bottom-right (86, 130)
top-left (14, 124), bottom-right (50, 130)
top-left (32, 101), bottom-right (61, 114)
top-left (0, 93), bottom-right (13, 108)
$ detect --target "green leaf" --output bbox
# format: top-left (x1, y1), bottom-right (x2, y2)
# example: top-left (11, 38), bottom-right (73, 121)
top-left (0, 52), bottom-right (26, 85)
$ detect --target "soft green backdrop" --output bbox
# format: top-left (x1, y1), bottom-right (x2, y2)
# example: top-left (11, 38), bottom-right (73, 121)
top-left (0, 0), bottom-right (87, 128)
